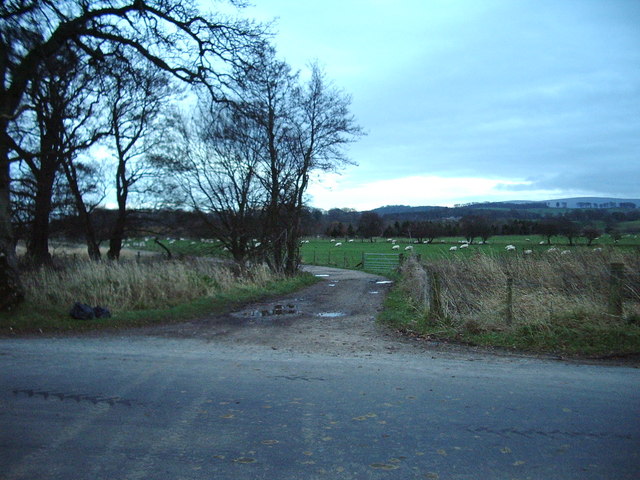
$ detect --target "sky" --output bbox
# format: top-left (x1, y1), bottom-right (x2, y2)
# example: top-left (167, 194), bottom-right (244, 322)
top-left (228, 0), bottom-right (640, 210)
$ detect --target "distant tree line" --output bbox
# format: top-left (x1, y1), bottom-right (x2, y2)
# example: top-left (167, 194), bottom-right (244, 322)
top-left (299, 207), bottom-right (640, 245)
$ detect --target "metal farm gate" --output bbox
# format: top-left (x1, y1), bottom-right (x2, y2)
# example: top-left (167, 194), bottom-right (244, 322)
top-left (363, 253), bottom-right (401, 273)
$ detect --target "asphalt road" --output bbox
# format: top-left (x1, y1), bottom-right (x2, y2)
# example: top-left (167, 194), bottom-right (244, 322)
top-left (1, 335), bottom-right (639, 480)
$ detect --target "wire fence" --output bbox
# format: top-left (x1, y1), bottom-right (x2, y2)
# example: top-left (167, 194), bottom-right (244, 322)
top-left (399, 252), bottom-right (640, 327)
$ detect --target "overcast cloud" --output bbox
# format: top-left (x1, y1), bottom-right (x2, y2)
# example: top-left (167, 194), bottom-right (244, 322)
top-left (234, 0), bottom-right (640, 210)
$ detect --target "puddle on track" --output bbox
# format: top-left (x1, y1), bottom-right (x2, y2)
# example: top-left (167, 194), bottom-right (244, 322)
top-left (232, 304), bottom-right (298, 321)
top-left (231, 303), bottom-right (300, 325)
top-left (316, 312), bottom-right (346, 318)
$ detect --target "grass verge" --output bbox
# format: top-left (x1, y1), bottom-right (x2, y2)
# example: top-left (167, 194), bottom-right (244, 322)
top-left (0, 259), bottom-right (318, 335)
top-left (380, 253), bottom-right (640, 358)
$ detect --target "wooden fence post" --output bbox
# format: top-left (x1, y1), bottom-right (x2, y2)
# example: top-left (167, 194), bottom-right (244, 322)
top-left (608, 262), bottom-right (625, 317)
top-left (429, 269), bottom-right (443, 320)
top-left (506, 273), bottom-right (514, 326)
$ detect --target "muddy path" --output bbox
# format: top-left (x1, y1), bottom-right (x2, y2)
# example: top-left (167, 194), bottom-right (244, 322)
top-left (134, 266), bottom-right (418, 357)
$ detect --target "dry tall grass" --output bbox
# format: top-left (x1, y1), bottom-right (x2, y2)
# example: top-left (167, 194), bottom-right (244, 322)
top-left (22, 257), bottom-right (277, 312)
top-left (399, 248), bottom-right (640, 332)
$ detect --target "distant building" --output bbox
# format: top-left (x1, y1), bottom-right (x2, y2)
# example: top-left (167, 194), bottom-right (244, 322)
top-left (545, 198), bottom-right (637, 209)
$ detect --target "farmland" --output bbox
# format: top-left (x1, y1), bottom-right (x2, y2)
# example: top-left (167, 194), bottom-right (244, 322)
top-left (298, 233), bottom-right (640, 271)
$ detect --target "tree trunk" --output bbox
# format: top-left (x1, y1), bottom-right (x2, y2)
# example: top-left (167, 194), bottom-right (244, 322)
top-left (26, 160), bottom-right (57, 266)
top-left (107, 195), bottom-right (126, 260)
top-left (61, 157), bottom-right (101, 261)
top-left (0, 158), bottom-right (25, 310)
top-left (284, 207), bottom-right (301, 275)
top-left (107, 215), bottom-right (125, 260)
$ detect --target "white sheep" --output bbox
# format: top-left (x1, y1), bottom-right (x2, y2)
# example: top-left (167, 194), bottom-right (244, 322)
top-left (524, 249), bottom-right (533, 255)
top-left (547, 247), bottom-right (558, 253)
top-left (505, 245), bottom-right (516, 251)
top-left (593, 247), bottom-right (603, 252)
top-left (334, 242), bottom-right (342, 247)
top-left (392, 245), bottom-right (400, 250)
top-left (460, 243), bottom-right (469, 249)
top-left (561, 250), bottom-right (571, 255)
top-left (348, 239), bottom-right (355, 243)
top-left (539, 241), bottom-right (545, 245)
top-left (449, 246), bottom-right (458, 251)
top-left (404, 245), bottom-right (413, 251)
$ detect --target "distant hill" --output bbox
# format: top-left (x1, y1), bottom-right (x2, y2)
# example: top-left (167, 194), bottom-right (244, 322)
top-left (372, 197), bottom-right (638, 214)
top-left (371, 205), bottom-right (440, 215)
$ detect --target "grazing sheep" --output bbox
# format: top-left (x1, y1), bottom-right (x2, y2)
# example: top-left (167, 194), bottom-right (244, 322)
top-left (334, 242), bottom-right (342, 247)
top-left (449, 246), bottom-right (458, 251)
top-left (539, 241), bottom-right (546, 245)
top-left (524, 249), bottom-right (533, 255)
top-left (404, 245), bottom-right (413, 251)
top-left (392, 245), bottom-right (400, 250)
top-left (348, 239), bottom-right (355, 243)
top-left (547, 247), bottom-right (558, 253)
top-left (330, 238), bottom-right (336, 242)
top-left (460, 243), bottom-right (469, 249)
top-left (505, 245), bottom-right (516, 251)
top-left (561, 250), bottom-right (571, 255)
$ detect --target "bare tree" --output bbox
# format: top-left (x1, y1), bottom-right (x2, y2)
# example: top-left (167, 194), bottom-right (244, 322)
top-left (152, 106), bottom-right (265, 264)
top-left (105, 58), bottom-right (174, 259)
top-left (10, 44), bottom-right (107, 265)
top-left (226, 50), bottom-right (363, 273)
top-left (358, 212), bottom-right (384, 242)
top-left (282, 63), bottom-right (363, 271)
top-left (0, 0), bottom-right (265, 308)
top-left (228, 46), bottom-right (298, 272)
top-left (459, 215), bottom-right (492, 245)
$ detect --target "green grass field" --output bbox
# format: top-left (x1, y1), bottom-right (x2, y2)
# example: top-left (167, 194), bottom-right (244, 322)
top-left (117, 233), bottom-right (640, 274)
top-left (299, 233), bottom-right (640, 271)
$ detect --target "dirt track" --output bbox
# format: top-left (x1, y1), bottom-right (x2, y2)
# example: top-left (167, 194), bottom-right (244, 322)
top-left (133, 266), bottom-right (419, 357)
